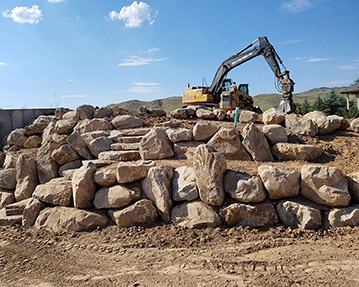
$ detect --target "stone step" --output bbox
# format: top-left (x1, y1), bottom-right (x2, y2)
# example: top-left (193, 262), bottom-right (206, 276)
top-left (111, 143), bottom-right (140, 151)
top-left (5, 198), bottom-right (31, 216)
top-left (0, 209), bottom-right (22, 226)
top-left (116, 136), bottom-right (143, 144)
top-left (98, 151), bottom-right (141, 161)
top-left (120, 128), bottom-right (151, 136)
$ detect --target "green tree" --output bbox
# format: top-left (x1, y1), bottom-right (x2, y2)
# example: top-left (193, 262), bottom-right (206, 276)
top-left (313, 96), bottom-right (324, 111)
top-left (323, 90), bottom-right (346, 115)
top-left (302, 99), bottom-right (312, 114)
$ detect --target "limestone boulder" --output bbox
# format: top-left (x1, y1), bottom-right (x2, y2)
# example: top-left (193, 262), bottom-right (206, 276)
top-left (67, 132), bottom-right (93, 160)
top-left (166, 128), bottom-right (192, 143)
top-left (271, 143), bottom-right (323, 161)
top-left (74, 119), bottom-right (113, 134)
top-left (196, 108), bottom-right (216, 120)
top-left (238, 110), bottom-right (259, 123)
top-left (141, 166), bottom-right (173, 222)
top-left (346, 172), bottom-right (359, 203)
top-left (194, 145), bottom-right (226, 206)
top-left (170, 108), bottom-right (187, 119)
top-left (262, 124), bottom-right (288, 145)
top-left (41, 122), bottom-right (56, 145)
top-left (258, 165), bottom-right (300, 200)
top-left (82, 131), bottom-right (111, 146)
top-left (98, 150), bottom-right (140, 161)
top-left (0, 168), bottom-right (16, 190)
top-left (54, 120), bottom-right (77, 134)
top-left (207, 128), bottom-right (251, 160)
top-left (3, 154), bottom-right (18, 169)
top-left (301, 165), bottom-right (350, 207)
top-left (224, 170), bottom-right (266, 203)
top-left (285, 113), bottom-right (318, 137)
top-left (174, 141), bottom-right (202, 159)
top-left (33, 177), bottom-right (73, 206)
top-left (327, 205), bottom-right (359, 227)
top-left (111, 115), bottom-right (143, 129)
top-left (117, 161), bottom-right (154, 184)
top-left (7, 128), bottom-right (27, 147)
top-left (88, 136), bottom-right (113, 158)
top-left (63, 110), bottom-right (80, 121)
top-left (22, 198), bottom-right (44, 228)
top-left (303, 111), bottom-right (341, 135)
top-left (15, 154), bottom-right (38, 201)
top-left (263, 108), bottom-right (285, 125)
top-left (139, 128), bottom-right (174, 160)
top-left (276, 199), bottom-right (322, 229)
top-left (58, 160), bottom-right (82, 177)
top-left (330, 115), bottom-right (349, 130)
top-left (0, 189), bottom-right (15, 208)
top-left (76, 104), bottom-right (95, 120)
top-left (72, 163), bottom-right (97, 208)
top-left (94, 185), bottom-right (138, 209)
top-left (94, 107), bottom-right (112, 118)
top-left (108, 199), bottom-right (158, 227)
top-left (351, 118), bottom-right (359, 133)
top-left (242, 123), bottom-right (273, 161)
top-left (35, 207), bottom-right (108, 232)
top-left (171, 200), bottom-right (222, 228)
top-left (220, 203), bottom-right (278, 228)
top-left (192, 123), bottom-right (218, 141)
top-left (172, 166), bottom-right (198, 201)
top-left (51, 144), bottom-right (80, 165)
top-left (5, 198), bottom-right (32, 216)
top-left (24, 135), bottom-right (42, 148)
top-left (94, 165), bottom-right (117, 187)
top-left (25, 115), bottom-right (54, 135)
top-left (226, 110), bottom-right (236, 120)
top-left (0, 209), bottom-right (22, 226)
top-left (214, 109), bottom-right (227, 121)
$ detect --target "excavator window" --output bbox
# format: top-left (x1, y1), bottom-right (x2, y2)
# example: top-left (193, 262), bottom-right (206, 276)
top-left (239, 85), bottom-right (249, 95)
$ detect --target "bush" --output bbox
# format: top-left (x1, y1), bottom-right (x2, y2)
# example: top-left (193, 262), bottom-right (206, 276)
top-left (323, 90), bottom-right (346, 115)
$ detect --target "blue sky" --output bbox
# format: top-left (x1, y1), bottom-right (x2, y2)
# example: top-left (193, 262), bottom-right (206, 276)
top-left (0, 0), bottom-right (358, 109)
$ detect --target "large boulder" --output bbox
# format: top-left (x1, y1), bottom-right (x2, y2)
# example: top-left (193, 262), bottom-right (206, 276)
top-left (214, 109), bottom-right (227, 121)
top-left (258, 165), bottom-right (300, 200)
top-left (166, 129), bottom-right (192, 143)
top-left (171, 200), bottom-right (222, 228)
top-left (3, 154), bottom-right (18, 169)
top-left (98, 150), bottom-right (140, 161)
top-left (329, 115), bottom-right (349, 130)
top-left (224, 170), bottom-right (266, 203)
top-left (220, 202), bottom-right (278, 228)
top-left (74, 119), bottom-right (113, 134)
top-left (170, 108), bottom-right (187, 119)
top-left (139, 128), bottom-right (174, 160)
top-left (23, 135), bottom-right (42, 148)
top-left (94, 165), bottom-right (117, 187)
top-left (111, 115), bottom-right (143, 129)
top-left (351, 118), bottom-right (359, 133)
top-left (63, 110), bottom-right (80, 121)
top-left (72, 163), bottom-right (97, 208)
top-left (76, 104), bottom-right (95, 120)
top-left (346, 172), bottom-right (359, 203)
top-left (0, 189), bottom-right (15, 208)
top-left (242, 123), bottom-right (273, 161)
top-left (194, 145), bottom-right (226, 206)
top-left (108, 199), bottom-right (158, 227)
top-left (276, 199), bottom-right (322, 229)
top-left (67, 132), bottom-right (92, 160)
top-left (301, 165), bottom-right (351, 207)
top-left (15, 154), bottom-right (38, 201)
top-left (94, 185), bottom-right (139, 209)
top-left (51, 144), bottom-right (80, 165)
top-left (35, 207), bottom-right (108, 232)
top-left (117, 161), bottom-right (154, 184)
top-left (7, 128), bottom-right (27, 147)
top-left (172, 166), bottom-right (198, 202)
top-left (94, 107), bottom-right (112, 118)
top-left (22, 198), bottom-right (44, 228)
top-left (192, 123), bottom-right (218, 141)
top-left (271, 143), bottom-right (323, 161)
top-left (238, 110), bottom-right (259, 123)
top-left (207, 128), bottom-right (251, 160)
top-left (262, 108), bottom-right (285, 125)
top-left (303, 111), bottom-right (341, 135)
top-left (33, 177), bottom-right (73, 206)
top-left (141, 166), bottom-right (173, 222)
top-left (327, 205), bottom-right (359, 227)
top-left (174, 141), bottom-right (202, 159)
top-left (285, 113), bottom-right (318, 137)
top-left (36, 141), bottom-right (60, 184)
top-left (58, 160), bottom-right (83, 177)
top-left (262, 124), bottom-right (288, 145)
top-left (54, 120), bottom-right (77, 134)
top-left (88, 136), bottom-right (113, 158)
top-left (196, 109), bottom-right (216, 120)
top-left (81, 131), bottom-right (111, 145)
top-left (0, 168), bottom-right (16, 190)
top-left (25, 115), bottom-right (54, 135)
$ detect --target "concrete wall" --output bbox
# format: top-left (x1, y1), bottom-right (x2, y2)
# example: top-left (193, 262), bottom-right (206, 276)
top-left (0, 108), bottom-right (56, 149)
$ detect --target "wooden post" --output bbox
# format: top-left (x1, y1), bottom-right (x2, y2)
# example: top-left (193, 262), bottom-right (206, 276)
top-left (347, 94), bottom-right (350, 110)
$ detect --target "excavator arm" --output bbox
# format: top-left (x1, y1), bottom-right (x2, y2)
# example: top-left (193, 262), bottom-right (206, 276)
top-left (208, 36), bottom-right (296, 113)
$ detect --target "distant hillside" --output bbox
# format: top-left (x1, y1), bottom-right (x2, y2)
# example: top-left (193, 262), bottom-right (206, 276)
top-left (109, 87), bottom-right (351, 113)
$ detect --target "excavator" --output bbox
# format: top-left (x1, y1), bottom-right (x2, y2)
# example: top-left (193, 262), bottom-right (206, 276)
top-left (182, 36), bottom-right (296, 114)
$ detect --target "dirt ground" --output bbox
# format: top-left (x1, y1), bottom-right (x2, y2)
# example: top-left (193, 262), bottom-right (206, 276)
top-left (1, 113), bottom-right (359, 287)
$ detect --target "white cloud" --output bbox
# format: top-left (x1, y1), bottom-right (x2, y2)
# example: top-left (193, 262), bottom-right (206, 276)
top-left (109, 1), bottom-right (157, 28)
top-left (46, 0), bottom-right (67, 3)
top-left (128, 82), bottom-right (162, 94)
top-left (306, 58), bottom-right (332, 63)
top-left (339, 60), bottom-right (359, 70)
top-left (118, 56), bottom-right (166, 67)
top-left (67, 79), bottom-right (77, 82)
top-left (144, 48), bottom-right (160, 54)
top-left (290, 57), bottom-right (306, 61)
top-left (61, 95), bottom-right (89, 98)
top-left (0, 62), bottom-right (6, 66)
top-left (280, 0), bottom-right (315, 13)
top-left (2, 5), bottom-right (43, 24)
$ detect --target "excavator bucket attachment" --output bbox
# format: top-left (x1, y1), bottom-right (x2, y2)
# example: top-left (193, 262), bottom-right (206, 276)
top-left (278, 98), bottom-right (296, 114)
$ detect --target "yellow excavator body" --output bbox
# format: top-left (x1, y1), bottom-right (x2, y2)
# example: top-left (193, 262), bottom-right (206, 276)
top-left (182, 87), bottom-right (213, 105)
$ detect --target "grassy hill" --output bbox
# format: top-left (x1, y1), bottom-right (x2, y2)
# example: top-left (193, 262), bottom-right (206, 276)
top-left (109, 87), bottom-right (352, 113)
